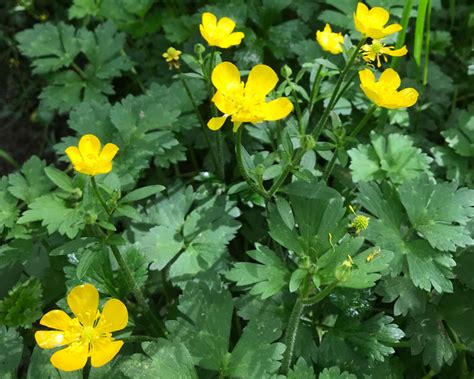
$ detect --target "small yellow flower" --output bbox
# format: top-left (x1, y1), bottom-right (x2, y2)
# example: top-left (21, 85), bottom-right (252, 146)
top-left (207, 62), bottom-right (293, 131)
top-left (65, 134), bottom-right (119, 176)
top-left (350, 215), bottom-right (370, 234)
top-left (361, 39), bottom-right (407, 67)
top-left (162, 47), bottom-right (182, 69)
top-left (354, 2), bottom-right (402, 39)
top-left (359, 68), bottom-right (419, 109)
top-left (316, 24), bottom-right (344, 55)
top-left (199, 12), bottom-right (245, 48)
top-left (35, 284), bottom-right (128, 372)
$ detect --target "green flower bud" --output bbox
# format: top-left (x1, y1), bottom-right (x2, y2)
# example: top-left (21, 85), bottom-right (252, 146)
top-left (281, 65), bottom-right (293, 79)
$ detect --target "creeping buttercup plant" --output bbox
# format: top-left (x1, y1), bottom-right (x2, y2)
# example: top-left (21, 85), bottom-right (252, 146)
top-left (1, 0), bottom-right (474, 378)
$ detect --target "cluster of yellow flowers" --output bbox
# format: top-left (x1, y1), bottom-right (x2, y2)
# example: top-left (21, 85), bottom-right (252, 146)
top-left (316, 2), bottom-right (418, 109)
top-left (43, 4), bottom-right (422, 372)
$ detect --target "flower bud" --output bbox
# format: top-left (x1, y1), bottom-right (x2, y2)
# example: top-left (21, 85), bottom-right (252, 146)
top-left (194, 43), bottom-right (206, 55)
top-left (281, 65), bottom-right (293, 79)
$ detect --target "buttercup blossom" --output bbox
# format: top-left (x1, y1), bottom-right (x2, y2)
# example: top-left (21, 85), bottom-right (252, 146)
top-left (359, 68), bottom-right (418, 109)
top-left (361, 39), bottom-right (407, 67)
top-left (162, 47), bottom-right (182, 69)
top-left (208, 62), bottom-right (293, 131)
top-left (354, 2), bottom-right (402, 39)
top-left (316, 24), bottom-right (344, 54)
top-left (199, 12), bottom-right (244, 48)
top-left (35, 284), bottom-right (128, 371)
top-left (65, 134), bottom-right (119, 176)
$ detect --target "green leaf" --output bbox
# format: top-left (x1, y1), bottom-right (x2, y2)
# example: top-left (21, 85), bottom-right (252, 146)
top-left (44, 166), bottom-right (75, 193)
top-left (226, 244), bottom-right (291, 299)
top-left (319, 313), bottom-right (404, 370)
top-left (78, 21), bottom-right (133, 79)
top-left (118, 339), bottom-right (198, 379)
top-left (15, 22), bottom-right (81, 74)
top-left (50, 237), bottom-right (99, 256)
top-left (399, 175), bottom-right (474, 252)
top-left (225, 316), bottom-right (285, 378)
top-left (0, 326), bottom-right (23, 379)
top-left (348, 133), bottom-right (432, 184)
top-left (167, 280), bottom-right (234, 371)
top-left (8, 156), bottom-right (54, 203)
top-left (376, 276), bottom-right (426, 316)
top-left (0, 178), bottom-right (19, 234)
top-left (287, 358), bottom-right (316, 379)
top-left (318, 366), bottom-right (357, 379)
top-left (18, 194), bottom-right (85, 239)
top-left (439, 287), bottom-right (474, 345)
top-left (138, 226), bottom-right (184, 271)
top-left (442, 106), bottom-right (474, 157)
top-left (120, 185), bottom-right (165, 203)
top-left (406, 305), bottom-right (456, 371)
top-left (0, 278), bottom-right (43, 328)
top-left (269, 180), bottom-right (347, 258)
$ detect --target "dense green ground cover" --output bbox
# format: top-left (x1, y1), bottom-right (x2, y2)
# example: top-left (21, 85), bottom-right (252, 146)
top-left (1, 0), bottom-right (474, 377)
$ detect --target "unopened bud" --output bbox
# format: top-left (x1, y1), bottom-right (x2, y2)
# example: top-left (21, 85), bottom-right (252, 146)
top-left (281, 65), bottom-right (292, 79)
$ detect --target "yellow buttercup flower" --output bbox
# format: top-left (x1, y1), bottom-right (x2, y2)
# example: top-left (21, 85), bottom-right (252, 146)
top-left (162, 47), bottom-right (182, 69)
top-left (199, 12), bottom-right (245, 48)
top-left (207, 62), bottom-right (293, 131)
top-left (361, 39), bottom-right (407, 67)
top-left (316, 24), bottom-right (344, 54)
top-left (359, 68), bottom-right (418, 109)
top-left (35, 284), bottom-right (128, 372)
top-left (354, 2), bottom-right (402, 39)
top-left (65, 134), bottom-right (119, 176)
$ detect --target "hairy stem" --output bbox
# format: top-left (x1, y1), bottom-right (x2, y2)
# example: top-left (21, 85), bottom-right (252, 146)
top-left (281, 298), bottom-right (306, 374)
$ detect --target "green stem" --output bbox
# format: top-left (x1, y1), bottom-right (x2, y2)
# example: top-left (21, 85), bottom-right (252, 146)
top-left (311, 38), bottom-right (366, 141)
top-left (422, 0), bottom-right (432, 85)
top-left (322, 151), bottom-right (338, 183)
top-left (178, 71), bottom-right (220, 175)
top-left (90, 177), bottom-right (166, 336)
top-left (90, 177), bottom-right (111, 217)
top-left (281, 298), bottom-right (306, 374)
top-left (267, 148), bottom-right (306, 198)
top-left (308, 64), bottom-right (324, 115)
top-left (391, 0), bottom-right (413, 69)
top-left (0, 148), bottom-right (20, 170)
top-left (216, 131), bottom-right (226, 181)
top-left (235, 127), bottom-right (268, 197)
top-left (349, 105), bottom-right (377, 138)
top-left (71, 62), bottom-right (87, 81)
top-left (301, 281), bottom-right (339, 306)
top-left (332, 70), bottom-right (358, 108)
top-left (110, 245), bottom-right (166, 336)
top-left (291, 84), bottom-right (304, 136)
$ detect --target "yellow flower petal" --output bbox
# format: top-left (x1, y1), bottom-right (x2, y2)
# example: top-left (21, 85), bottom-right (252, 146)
top-left (78, 134), bottom-right (101, 157)
top-left (391, 88), bottom-right (419, 108)
top-left (50, 343), bottom-right (89, 372)
top-left (65, 146), bottom-right (83, 167)
top-left (39, 310), bottom-right (72, 331)
top-left (359, 69), bottom-right (375, 87)
top-left (90, 340), bottom-right (124, 368)
top-left (323, 23), bottom-right (332, 32)
top-left (219, 32), bottom-right (245, 48)
top-left (382, 23), bottom-right (403, 36)
top-left (208, 115), bottom-right (229, 131)
top-left (262, 98), bottom-right (294, 121)
top-left (379, 68), bottom-right (401, 91)
top-left (67, 284), bottom-right (99, 328)
top-left (216, 17), bottom-right (236, 33)
top-left (212, 91), bottom-right (239, 115)
top-left (382, 45), bottom-right (407, 57)
top-left (35, 330), bottom-right (75, 349)
top-left (245, 64), bottom-right (278, 98)
top-left (368, 7), bottom-right (389, 27)
top-left (99, 143), bottom-right (119, 162)
top-left (212, 62), bottom-right (241, 92)
top-left (94, 161), bottom-right (113, 175)
top-left (201, 12), bottom-right (217, 30)
top-left (97, 299), bottom-right (128, 333)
